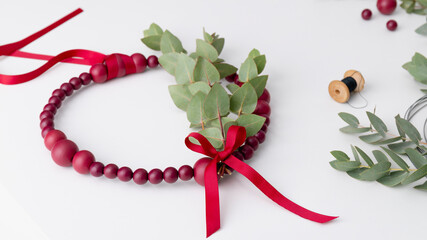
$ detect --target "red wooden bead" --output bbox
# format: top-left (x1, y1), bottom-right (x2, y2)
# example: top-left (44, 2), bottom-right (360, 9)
top-left (163, 167), bottom-right (178, 183)
top-left (41, 126), bottom-right (54, 138)
top-left (259, 89), bottom-right (270, 103)
top-left (43, 103), bottom-right (57, 114)
top-left (90, 162), bottom-right (104, 177)
top-left (69, 77), bottom-right (82, 90)
top-left (225, 73), bottom-right (237, 82)
top-left (52, 89), bottom-right (66, 100)
top-left (79, 72), bottom-right (92, 85)
top-left (72, 150), bottom-right (95, 174)
top-left (254, 100), bottom-right (271, 116)
top-left (104, 164), bottom-right (119, 179)
top-left (90, 63), bottom-right (108, 83)
top-left (131, 53), bottom-right (147, 73)
top-left (133, 168), bottom-right (148, 185)
top-left (147, 55), bottom-right (159, 68)
top-left (40, 110), bottom-right (54, 121)
top-left (260, 114), bottom-right (270, 126)
top-left (60, 83), bottom-right (74, 96)
top-left (232, 151), bottom-right (244, 161)
top-left (245, 136), bottom-right (259, 151)
top-left (51, 139), bottom-right (79, 167)
top-left (261, 123), bottom-right (268, 133)
top-left (48, 96), bottom-right (62, 108)
top-left (148, 168), bottom-right (163, 184)
top-left (178, 165), bottom-right (193, 181)
top-left (240, 145), bottom-right (254, 160)
top-left (44, 130), bottom-right (66, 150)
top-left (117, 166), bottom-right (133, 182)
top-left (193, 157), bottom-right (212, 186)
top-left (40, 118), bottom-right (54, 130)
top-left (255, 130), bottom-right (266, 143)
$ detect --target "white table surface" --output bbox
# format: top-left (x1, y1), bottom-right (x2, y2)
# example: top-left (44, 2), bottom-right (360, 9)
top-left (1, 0), bottom-right (426, 239)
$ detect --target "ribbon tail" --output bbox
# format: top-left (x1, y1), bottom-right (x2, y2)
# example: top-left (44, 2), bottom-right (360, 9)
top-left (204, 159), bottom-right (220, 238)
top-left (224, 156), bottom-right (338, 223)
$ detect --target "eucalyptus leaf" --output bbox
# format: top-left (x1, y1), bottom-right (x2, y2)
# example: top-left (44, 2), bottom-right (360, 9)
top-left (338, 112), bottom-right (359, 128)
top-left (351, 145), bottom-right (360, 162)
top-left (236, 114), bottom-right (266, 137)
top-left (416, 23), bottom-right (427, 36)
top-left (213, 63), bottom-right (237, 79)
top-left (373, 150), bottom-right (389, 163)
top-left (377, 171), bottom-right (409, 187)
top-left (248, 49), bottom-right (261, 58)
top-left (206, 117), bottom-right (235, 136)
top-left (396, 116), bottom-right (422, 145)
top-left (254, 55), bottom-right (266, 74)
top-left (330, 150), bottom-right (350, 161)
top-left (366, 112), bottom-right (387, 137)
top-left (212, 38), bottom-right (225, 55)
top-left (403, 52), bottom-right (427, 84)
top-left (226, 83), bottom-right (240, 94)
top-left (168, 84), bottom-right (192, 111)
top-left (188, 82), bottom-right (211, 95)
top-left (388, 141), bottom-right (417, 154)
top-left (401, 164), bottom-right (427, 185)
top-left (187, 91), bottom-right (207, 125)
top-left (204, 83), bottom-right (230, 120)
top-left (339, 126), bottom-right (371, 133)
top-left (196, 39), bottom-right (218, 62)
top-left (230, 83), bottom-right (258, 115)
top-left (414, 180), bottom-right (427, 190)
top-left (359, 133), bottom-right (384, 144)
top-left (371, 137), bottom-right (402, 145)
top-left (249, 75), bottom-right (268, 97)
top-left (395, 115), bottom-right (407, 140)
top-left (199, 128), bottom-right (224, 149)
top-left (175, 54), bottom-right (196, 84)
top-left (238, 58), bottom-right (258, 82)
top-left (355, 146), bottom-right (374, 166)
top-left (203, 28), bottom-right (213, 43)
top-left (359, 161), bottom-right (391, 181)
top-left (141, 35), bottom-right (162, 51)
top-left (143, 23), bottom-right (163, 37)
top-left (406, 148), bottom-right (427, 169)
top-left (158, 52), bottom-right (180, 75)
top-left (347, 167), bottom-right (368, 180)
top-left (160, 30), bottom-right (185, 54)
top-left (381, 147), bottom-right (410, 172)
top-left (194, 57), bottom-right (220, 84)
top-left (329, 160), bottom-right (361, 172)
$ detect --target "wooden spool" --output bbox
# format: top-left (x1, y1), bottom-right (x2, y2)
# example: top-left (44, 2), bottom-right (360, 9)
top-left (328, 70), bottom-right (365, 103)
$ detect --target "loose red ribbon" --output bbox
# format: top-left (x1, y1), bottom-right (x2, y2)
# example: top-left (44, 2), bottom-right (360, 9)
top-left (185, 125), bottom-right (337, 237)
top-left (0, 8), bottom-right (106, 85)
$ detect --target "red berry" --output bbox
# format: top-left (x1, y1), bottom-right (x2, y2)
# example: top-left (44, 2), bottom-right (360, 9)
top-left (361, 9), bottom-right (372, 20)
top-left (386, 20), bottom-right (397, 31)
top-left (377, 0), bottom-right (397, 15)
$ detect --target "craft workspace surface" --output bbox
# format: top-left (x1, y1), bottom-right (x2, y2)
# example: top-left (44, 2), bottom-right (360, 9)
top-left (0, 0), bottom-right (426, 239)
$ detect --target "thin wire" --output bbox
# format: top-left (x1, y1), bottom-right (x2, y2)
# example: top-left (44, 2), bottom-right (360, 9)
top-left (404, 94), bottom-right (427, 141)
top-left (347, 91), bottom-right (368, 109)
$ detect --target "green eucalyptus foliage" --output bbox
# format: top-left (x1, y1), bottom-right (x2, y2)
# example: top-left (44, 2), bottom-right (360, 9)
top-left (330, 111), bottom-right (427, 191)
top-left (141, 24), bottom-right (268, 149)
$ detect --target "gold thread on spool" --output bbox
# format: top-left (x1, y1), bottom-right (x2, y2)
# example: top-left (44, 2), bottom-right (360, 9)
top-left (328, 70), bottom-right (365, 103)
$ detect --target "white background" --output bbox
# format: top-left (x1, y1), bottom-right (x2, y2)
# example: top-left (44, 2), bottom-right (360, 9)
top-left (0, 0), bottom-right (426, 239)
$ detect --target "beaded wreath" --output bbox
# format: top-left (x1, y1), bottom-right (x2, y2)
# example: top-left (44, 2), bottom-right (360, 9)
top-left (1, 8), bottom-right (336, 238)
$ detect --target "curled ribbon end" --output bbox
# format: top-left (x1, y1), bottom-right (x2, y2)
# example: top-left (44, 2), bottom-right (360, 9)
top-left (318, 215), bottom-right (339, 223)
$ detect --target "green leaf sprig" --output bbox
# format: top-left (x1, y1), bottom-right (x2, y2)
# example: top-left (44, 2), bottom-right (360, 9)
top-left (330, 111), bottom-right (427, 190)
top-left (141, 23), bottom-right (268, 150)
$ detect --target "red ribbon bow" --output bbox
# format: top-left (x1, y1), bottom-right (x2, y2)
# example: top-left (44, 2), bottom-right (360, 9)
top-left (185, 125), bottom-right (337, 237)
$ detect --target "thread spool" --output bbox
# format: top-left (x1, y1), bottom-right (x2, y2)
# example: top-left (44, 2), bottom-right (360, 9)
top-left (328, 70), bottom-right (365, 103)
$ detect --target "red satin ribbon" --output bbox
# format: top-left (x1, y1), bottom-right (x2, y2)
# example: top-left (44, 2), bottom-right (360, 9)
top-left (0, 8), bottom-right (106, 85)
top-left (185, 126), bottom-right (338, 237)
